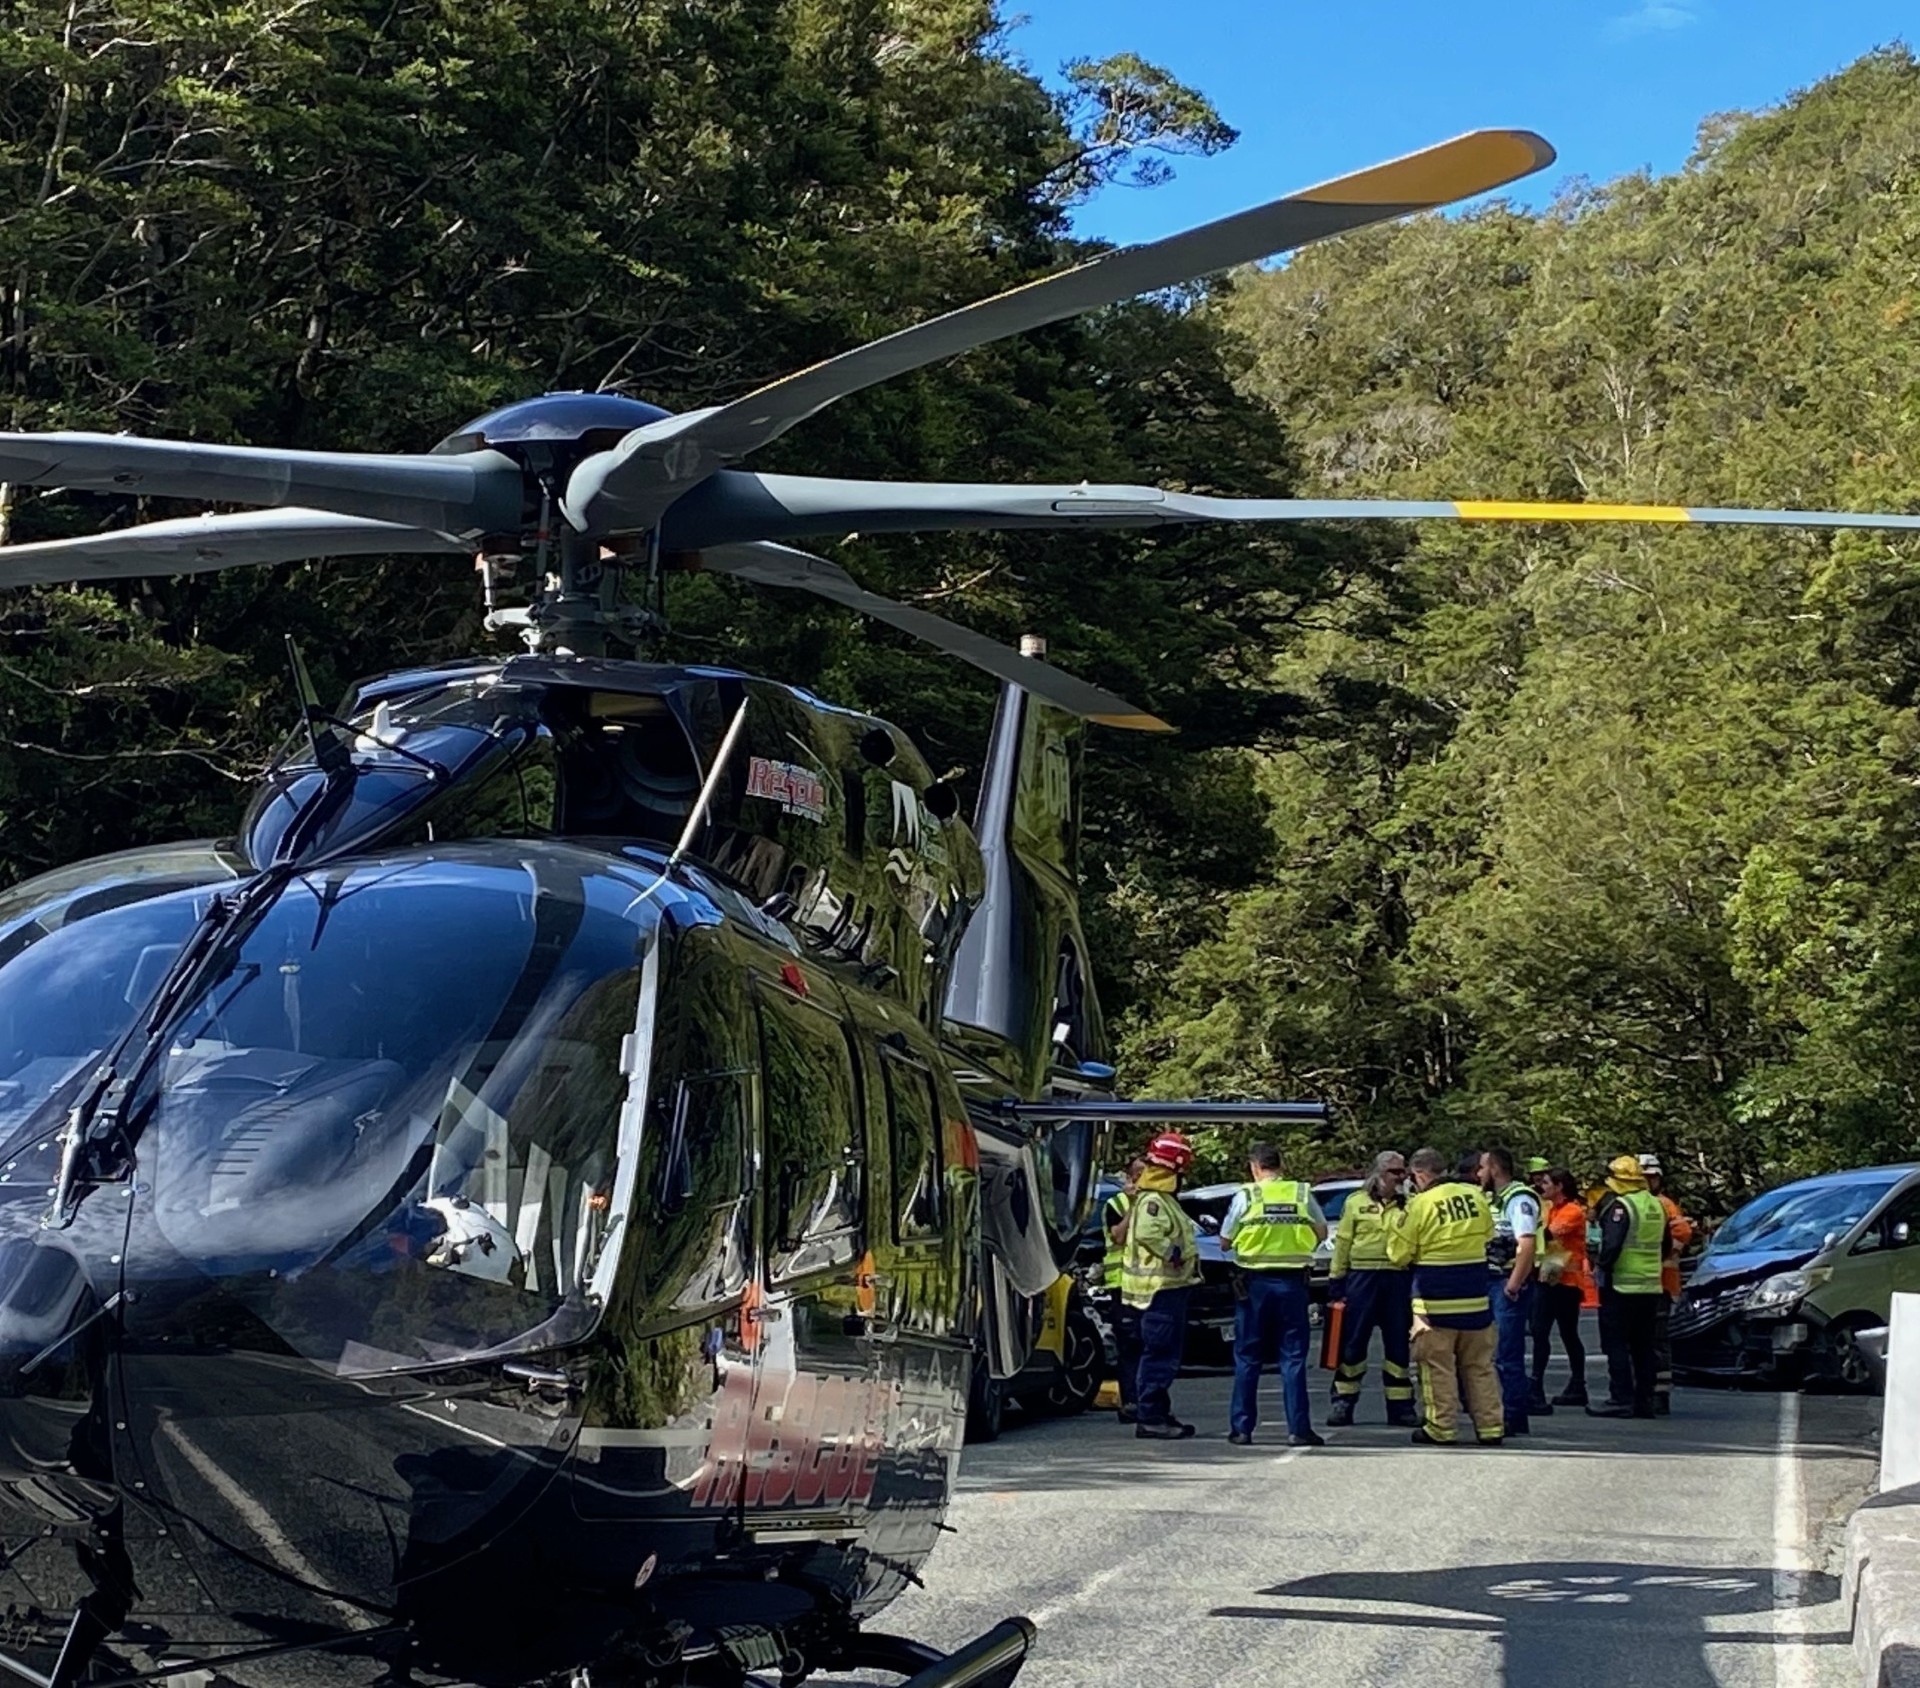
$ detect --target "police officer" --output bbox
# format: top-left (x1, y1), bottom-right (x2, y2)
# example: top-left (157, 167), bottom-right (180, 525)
top-left (1122, 1133), bottom-right (1201, 1440)
top-left (1221, 1143), bottom-right (1328, 1447)
top-left (1099, 1157), bottom-right (1147, 1421)
top-left (1481, 1146), bottom-right (1542, 1435)
top-left (1588, 1154), bottom-right (1669, 1419)
top-left (1326, 1150), bottom-right (1416, 1427)
top-left (1387, 1147), bottom-right (1505, 1446)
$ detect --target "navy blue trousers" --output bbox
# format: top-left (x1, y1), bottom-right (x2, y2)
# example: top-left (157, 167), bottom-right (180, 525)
top-left (1134, 1287), bottom-right (1191, 1426)
top-left (1331, 1268), bottom-right (1413, 1405)
top-left (1103, 1292), bottom-right (1143, 1410)
top-left (1231, 1268), bottom-right (1312, 1438)
top-left (1492, 1278), bottom-right (1536, 1424)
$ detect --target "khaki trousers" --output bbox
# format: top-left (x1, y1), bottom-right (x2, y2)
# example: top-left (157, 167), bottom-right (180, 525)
top-left (1412, 1323), bottom-right (1504, 1443)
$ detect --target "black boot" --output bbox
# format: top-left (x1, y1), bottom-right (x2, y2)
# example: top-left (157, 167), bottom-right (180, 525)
top-left (1326, 1397), bottom-right (1355, 1427)
top-left (1551, 1383), bottom-right (1589, 1407)
top-left (1135, 1418), bottom-right (1197, 1440)
top-left (1387, 1402), bottom-right (1419, 1428)
top-left (1528, 1385), bottom-right (1554, 1416)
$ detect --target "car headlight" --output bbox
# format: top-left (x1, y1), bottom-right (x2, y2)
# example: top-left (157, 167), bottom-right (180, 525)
top-left (1745, 1269), bottom-right (1824, 1313)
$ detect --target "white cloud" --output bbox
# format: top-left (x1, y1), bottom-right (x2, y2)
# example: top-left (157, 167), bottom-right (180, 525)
top-left (1605, 0), bottom-right (1701, 41)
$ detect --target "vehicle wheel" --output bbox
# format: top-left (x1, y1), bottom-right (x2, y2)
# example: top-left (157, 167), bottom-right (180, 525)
top-left (1824, 1316), bottom-right (1880, 1394)
top-left (966, 1360), bottom-right (1004, 1443)
top-left (1041, 1300), bottom-right (1104, 1416)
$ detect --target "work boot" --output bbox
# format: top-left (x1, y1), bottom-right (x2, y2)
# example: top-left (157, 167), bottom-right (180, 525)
top-left (1585, 1403), bottom-right (1636, 1419)
top-left (1505, 1418), bottom-right (1531, 1436)
top-left (1551, 1383), bottom-right (1589, 1407)
top-left (1135, 1419), bottom-right (1197, 1440)
top-left (1655, 1396), bottom-right (1672, 1416)
top-left (1386, 1402), bottom-right (1420, 1428)
top-left (1409, 1427), bottom-right (1455, 1446)
top-left (1528, 1386), bottom-right (1555, 1416)
top-left (1325, 1397), bottom-right (1355, 1428)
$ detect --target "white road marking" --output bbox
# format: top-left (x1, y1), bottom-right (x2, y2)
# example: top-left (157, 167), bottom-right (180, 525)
top-left (1029, 1560), bottom-right (1132, 1630)
top-left (1771, 1389), bottom-right (1817, 1688)
top-left (159, 1419), bottom-right (368, 1627)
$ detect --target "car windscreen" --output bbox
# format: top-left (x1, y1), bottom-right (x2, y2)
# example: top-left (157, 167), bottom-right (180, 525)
top-left (1704, 1173), bottom-right (1905, 1260)
top-left (1316, 1186), bottom-right (1356, 1223)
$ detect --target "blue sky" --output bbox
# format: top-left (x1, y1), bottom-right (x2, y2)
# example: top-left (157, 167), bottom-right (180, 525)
top-left (1008, 1), bottom-right (1915, 242)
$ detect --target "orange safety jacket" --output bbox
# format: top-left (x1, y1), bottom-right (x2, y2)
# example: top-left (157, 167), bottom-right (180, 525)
top-left (1542, 1199), bottom-right (1593, 1298)
top-left (1658, 1193), bottom-right (1693, 1298)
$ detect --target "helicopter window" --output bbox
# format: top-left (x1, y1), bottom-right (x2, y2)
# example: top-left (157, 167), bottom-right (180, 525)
top-left (410, 728), bottom-right (560, 844)
top-left (124, 849), bottom-right (659, 1377)
top-left (0, 886), bottom-right (211, 1149)
top-left (641, 1071), bottom-right (753, 1315)
top-left (879, 1047), bottom-right (942, 1242)
top-left (755, 979), bottom-right (863, 1283)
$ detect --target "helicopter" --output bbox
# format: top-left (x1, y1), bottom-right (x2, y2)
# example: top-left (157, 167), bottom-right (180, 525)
top-left (2, 120), bottom-right (1920, 1688)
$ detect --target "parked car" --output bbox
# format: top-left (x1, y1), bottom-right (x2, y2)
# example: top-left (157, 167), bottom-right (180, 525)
top-left (1308, 1176), bottom-right (1365, 1300)
top-left (1671, 1162), bottom-right (1920, 1391)
top-left (1077, 1171), bottom-right (1354, 1366)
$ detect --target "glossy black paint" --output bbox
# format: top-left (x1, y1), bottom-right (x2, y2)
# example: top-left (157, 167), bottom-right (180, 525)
top-left (0, 654), bottom-right (1089, 1688)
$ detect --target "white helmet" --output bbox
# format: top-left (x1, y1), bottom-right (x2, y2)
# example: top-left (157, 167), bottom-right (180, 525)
top-left (1637, 1153), bottom-right (1663, 1177)
top-left (421, 1195), bottom-right (518, 1283)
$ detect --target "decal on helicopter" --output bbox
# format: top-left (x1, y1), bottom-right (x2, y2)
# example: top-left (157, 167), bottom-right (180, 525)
top-left (689, 1366), bottom-right (897, 1510)
top-left (746, 755), bottom-right (827, 822)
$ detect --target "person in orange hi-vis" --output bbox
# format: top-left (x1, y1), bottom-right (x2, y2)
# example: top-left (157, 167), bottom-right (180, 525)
top-left (1639, 1153), bottom-right (1694, 1416)
top-left (1529, 1169), bottom-right (1593, 1410)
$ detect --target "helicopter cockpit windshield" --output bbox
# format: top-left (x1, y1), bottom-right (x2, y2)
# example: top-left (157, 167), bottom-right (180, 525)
top-left (0, 842), bottom-right (660, 1377)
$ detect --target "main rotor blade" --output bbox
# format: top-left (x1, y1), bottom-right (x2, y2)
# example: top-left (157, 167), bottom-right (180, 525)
top-left (0, 509), bottom-right (468, 589)
top-left (564, 129), bottom-right (1556, 534)
top-left (656, 473), bottom-right (1920, 547)
top-left (687, 542), bottom-right (1170, 731)
top-left (0, 433), bottom-right (524, 536)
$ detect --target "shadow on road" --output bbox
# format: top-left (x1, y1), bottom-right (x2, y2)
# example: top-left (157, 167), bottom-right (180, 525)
top-left (1212, 1561), bottom-right (1843, 1688)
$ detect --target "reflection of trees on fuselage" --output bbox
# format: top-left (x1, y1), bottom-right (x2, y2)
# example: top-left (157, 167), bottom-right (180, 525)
top-left (756, 978), bottom-right (861, 1281)
top-left (628, 930), bottom-right (756, 1323)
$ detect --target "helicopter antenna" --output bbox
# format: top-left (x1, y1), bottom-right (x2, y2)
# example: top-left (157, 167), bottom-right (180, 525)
top-left (284, 636), bottom-right (353, 779)
top-left (669, 697), bottom-right (750, 869)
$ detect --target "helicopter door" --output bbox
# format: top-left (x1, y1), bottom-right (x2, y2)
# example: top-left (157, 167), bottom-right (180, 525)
top-left (741, 968), bottom-right (882, 1524)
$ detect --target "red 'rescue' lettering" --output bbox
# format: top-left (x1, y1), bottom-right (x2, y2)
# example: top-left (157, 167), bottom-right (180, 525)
top-left (689, 1363), bottom-right (755, 1507)
top-left (688, 1368), bottom-right (899, 1512)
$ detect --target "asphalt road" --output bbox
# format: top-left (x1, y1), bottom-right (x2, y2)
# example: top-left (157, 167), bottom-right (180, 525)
top-left (879, 1350), bottom-right (1881, 1688)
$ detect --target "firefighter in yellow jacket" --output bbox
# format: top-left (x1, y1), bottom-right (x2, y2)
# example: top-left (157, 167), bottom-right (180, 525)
top-left (1120, 1134), bottom-right (1201, 1440)
top-left (1386, 1146), bottom-right (1505, 1446)
top-left (1327, 1150), bottom-right (1416, 1427)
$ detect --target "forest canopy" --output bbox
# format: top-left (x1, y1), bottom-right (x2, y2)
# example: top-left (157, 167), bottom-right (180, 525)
top-left (1, 1), bottom-right (1916, 1208)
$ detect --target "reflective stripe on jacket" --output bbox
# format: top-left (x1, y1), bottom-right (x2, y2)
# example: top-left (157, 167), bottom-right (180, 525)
top-left (1331, 1193), bottom-right (1405, 1275)
top-left (1387, 1181), bottom-right (1494, 1329)
top-left (1610, 1189), bottom-right (1667, 1295)
top-left (1101, 1190), bottom-right (1134, 1288)
top-left (1226, 1178), bottom-right (1317, 1269)
top-left (1121, 1189), bottom-right (1199, 1309)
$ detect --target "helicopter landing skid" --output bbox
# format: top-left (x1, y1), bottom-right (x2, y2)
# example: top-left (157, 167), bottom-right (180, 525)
top-left (747, 1617), bottom-right (1033, 1688)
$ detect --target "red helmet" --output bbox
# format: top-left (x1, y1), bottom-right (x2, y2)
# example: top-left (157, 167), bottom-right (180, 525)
top-left (1144, 1132), bottom-right (1194, 1173)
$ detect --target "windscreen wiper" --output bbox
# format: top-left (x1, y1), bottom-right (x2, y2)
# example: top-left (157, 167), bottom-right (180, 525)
top-left (46, 867), bottom-right (292, 1229)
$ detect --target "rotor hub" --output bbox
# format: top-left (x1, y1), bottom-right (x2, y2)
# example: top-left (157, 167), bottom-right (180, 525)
top-left (433, 391), bottom-right (674, 457)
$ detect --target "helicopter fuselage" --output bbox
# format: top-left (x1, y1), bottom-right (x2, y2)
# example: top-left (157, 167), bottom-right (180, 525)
top-left (0, 656), bottom-right (1096, 1688)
